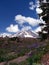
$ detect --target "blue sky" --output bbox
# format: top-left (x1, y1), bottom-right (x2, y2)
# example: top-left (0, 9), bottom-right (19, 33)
top-left (0, 0), bottom-right (43, 34)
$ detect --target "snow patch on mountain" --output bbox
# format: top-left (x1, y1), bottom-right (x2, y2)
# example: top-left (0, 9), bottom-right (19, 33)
top-left (0, 33), bottom-right (11, 38)
top-left (13, 30), bottom-right (39, 38)
top-left (0, 30), bottom-right (39, 38)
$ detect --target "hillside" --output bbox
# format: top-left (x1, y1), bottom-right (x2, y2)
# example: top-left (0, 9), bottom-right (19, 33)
top-left (0, 36), bottom-right (49, 65)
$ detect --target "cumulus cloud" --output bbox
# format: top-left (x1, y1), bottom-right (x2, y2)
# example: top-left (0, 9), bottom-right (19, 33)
top-left (21, 26), bottom-right (32, 31)
top-left (35, 0), bottom-right (43, 14)
top-left (29, 1), bottom-right (35, 10)
top-left (40, 16), bottom-right (46, 24)
top-left (36, 0), bottom-right (40, 7)
top-left (29, 1), bottom-right (40, 10)
top-left (34, 24), bottom-right (47, 33)
top-left (29, 1), bottom-right (43, 14)
top-left (36, 8), bottom-right (43, 14)
top-left (15, 15), bottom-right (26, 24)
top-left (34, 26), bottom-right (42, 32)
top-left (42, 0), bottom-right (47, 3)
top-left (6, 24), bottom-right (19, 32)
top-left (15, 14), bottom-right (43, 26)
top-left (43, 31), bottom-right (48, 33)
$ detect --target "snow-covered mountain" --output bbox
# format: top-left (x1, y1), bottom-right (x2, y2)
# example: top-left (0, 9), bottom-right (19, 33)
top-left (0, 33), bottom-right (11, 38)
top-left (10, 30), bottom-right (39, 38)
top-left (0, 30), bottom-right (39, 38)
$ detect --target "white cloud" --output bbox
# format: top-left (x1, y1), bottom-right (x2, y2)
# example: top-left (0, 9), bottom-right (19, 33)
top-left (15, 14), bottom-right (44, 26)
top-left (42, 0), bottom-right (47, 3)
top-left (34, 24), bottom-right (47, 33)
top-left (15, 15), bottom-right (26, 24)
top-left (29, 1), bottom-right (40, 10)
top-left (35, 0), bottom-right (43, 14)
top-left (36, 8), bottom-right (43, 14)
top-left (29, 1), bottom-right (43, 14)
top-left (21, 26), bottom-right (32, 31)
top-left (43, 31), bottom-right (48, 33)
top-left (34, 26), bottom-right (42, 32)
top-left (29, 1), bottom-right (35, 10)
top-left (6, 24), bottom-right (19, 32)
top-left (40, 16), bottom-right (46, 24)
top-left (36, 0), bottom-right (40, 7)
top-left (29, 1), bottom-right (33, 5)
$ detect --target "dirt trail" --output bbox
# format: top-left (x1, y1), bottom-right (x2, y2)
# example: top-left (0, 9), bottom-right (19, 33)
top-left (8, 55), bottom-right (28, 64)
top-left (0, 52), bottom-right (29, 65)
top-left (0, 62), bottom-right (6, 65)
top-left (0, 56), bottom-right (28, 65)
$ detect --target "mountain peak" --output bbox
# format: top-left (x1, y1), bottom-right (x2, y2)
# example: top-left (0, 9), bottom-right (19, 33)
top-left (0, 30), bottom-right (39, 38)
top-left (12, 30), bottom-right (39, 38)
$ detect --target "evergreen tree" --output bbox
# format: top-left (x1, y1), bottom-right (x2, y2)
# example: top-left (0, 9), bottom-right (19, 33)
top-left (38, 0), bottom-right (49, 40)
